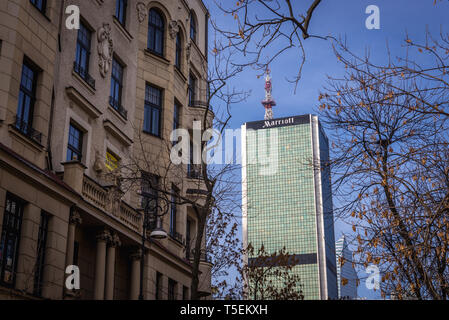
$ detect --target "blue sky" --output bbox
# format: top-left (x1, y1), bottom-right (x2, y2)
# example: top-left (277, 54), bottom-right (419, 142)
top-left (206, 0), bottom-right (449, 299)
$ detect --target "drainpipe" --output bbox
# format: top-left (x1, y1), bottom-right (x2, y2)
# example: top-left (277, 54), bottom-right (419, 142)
top-left (46, 0), bottom-right (66, 171)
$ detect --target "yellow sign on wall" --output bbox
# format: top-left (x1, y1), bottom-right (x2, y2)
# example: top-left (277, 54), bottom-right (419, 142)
top-left (105, 151), bottom-right (119, 171)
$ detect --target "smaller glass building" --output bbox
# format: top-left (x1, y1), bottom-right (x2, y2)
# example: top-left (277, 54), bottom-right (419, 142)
top-left (336, 236), bottom-right (358, 299)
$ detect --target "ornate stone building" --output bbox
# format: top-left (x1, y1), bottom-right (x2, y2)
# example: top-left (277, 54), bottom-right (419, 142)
top-left (0, 0), bottom-right (212, 300)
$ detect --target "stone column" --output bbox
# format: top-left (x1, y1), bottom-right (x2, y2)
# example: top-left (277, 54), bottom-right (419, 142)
top-left (105, 233), bottom-right (121, 300)
top-left (94, 229), bottom-right (111, 300)
top-left (16, 203), bottom-right (41, 294)
top-left (144, 252), bottom-right (152, 300)
top-left (65, 209), bottom-right (82, 268)
top-left (129, 249), bottom-right (142, 300)
top-left (42, 213), bottom-right (69, 299)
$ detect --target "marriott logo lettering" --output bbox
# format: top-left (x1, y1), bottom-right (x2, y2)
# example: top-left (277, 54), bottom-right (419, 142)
top-left (262, 117), bottom-right (294, 128)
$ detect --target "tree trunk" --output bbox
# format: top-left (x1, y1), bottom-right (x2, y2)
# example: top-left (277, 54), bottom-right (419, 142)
top-left (190, 211), bottom-right (206, 300)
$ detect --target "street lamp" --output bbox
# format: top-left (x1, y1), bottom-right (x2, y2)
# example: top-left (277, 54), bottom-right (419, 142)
top-left (138, 193), bottom-right (170, 300)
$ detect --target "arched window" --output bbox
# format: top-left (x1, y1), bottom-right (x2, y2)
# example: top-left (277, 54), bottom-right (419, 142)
top-left (190, 11), bottom-right (197, 43)
top-left (175, 32), bottom-right (182, 69)
top-left (148, 9), bottom-right (164, 56)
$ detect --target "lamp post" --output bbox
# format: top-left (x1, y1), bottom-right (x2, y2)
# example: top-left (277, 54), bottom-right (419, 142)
top-left (138, 193), bottom-right (170, 300)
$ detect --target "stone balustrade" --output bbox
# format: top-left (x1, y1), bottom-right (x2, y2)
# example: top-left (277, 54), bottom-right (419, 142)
top-left (82, 175), bottom-right (142, 233)
top-left (82, 175), bottom-right (108, 210)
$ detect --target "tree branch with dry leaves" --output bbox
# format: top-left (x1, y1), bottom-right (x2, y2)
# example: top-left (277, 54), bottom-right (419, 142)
top-left (318, 34), bottom-right (449, 299)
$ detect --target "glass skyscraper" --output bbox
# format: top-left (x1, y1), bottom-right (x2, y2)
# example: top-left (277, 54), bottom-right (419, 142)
top-left (241, 114), bottom-right (338, 299)
top-left (336, 235), bottom-right (358, 299)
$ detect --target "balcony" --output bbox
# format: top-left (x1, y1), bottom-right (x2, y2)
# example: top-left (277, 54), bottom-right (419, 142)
top-left (13, 116), bottom-right (42, 144)
top-left (186, 247), bottom-right (210, 263)
top-left (81, 174), bottom-right (142, 233)
top-left (109, 96), bottom-right (128, 120)
top-left (199, 249), bottom-right (211, 263)
top-left (169, 230), bottom-right (185, 245)
top-left (188, 100), bottom-right (209, 108)
top-left (73, 62), bottom-right (96, 89)
top-left (186, 247), bottom-right (212, 298)
top-left (186, 100), bottom-right (214, 129)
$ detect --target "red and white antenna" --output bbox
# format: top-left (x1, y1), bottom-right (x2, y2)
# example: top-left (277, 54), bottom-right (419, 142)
top-left (261, 67), bottom-right (276, 120)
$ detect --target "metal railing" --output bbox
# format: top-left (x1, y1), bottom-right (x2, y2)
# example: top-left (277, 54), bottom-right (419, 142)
top-left (109, 96), bottom-right (128, 119)
top-left (73, 62), bottom-right (96, 89)
top-left (14, 116), bottom-right (42, 144)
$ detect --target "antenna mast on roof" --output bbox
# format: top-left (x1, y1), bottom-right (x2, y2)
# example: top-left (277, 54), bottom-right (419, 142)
top-left (261, 67), bottom-right (276, 120)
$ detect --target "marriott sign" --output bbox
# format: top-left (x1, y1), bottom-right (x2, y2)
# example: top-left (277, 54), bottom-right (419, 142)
top-left (246, 114), bottom-right (310, 130)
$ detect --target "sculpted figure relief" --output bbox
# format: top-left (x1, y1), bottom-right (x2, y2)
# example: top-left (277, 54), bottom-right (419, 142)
top-left (136, 2), bottom-right (147, 23)
top-left (169, 20), bottom-right (179, 39)
top-left (186, 41), bottom-right (192, 61)
top-left (97, 23), bottom-right (113, 78)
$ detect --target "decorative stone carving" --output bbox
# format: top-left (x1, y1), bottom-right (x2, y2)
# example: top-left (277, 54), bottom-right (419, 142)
top-left (130, 249), bottom-right (142, 261)
top-left (169, 20), bottom-right (179, 39)
top-left (186, 41), bottom-right (192, 61)
top-left (136, 2), bottom-right (147, 23)
top-left (105, 186), bottom-right (123, 217)
top-left (97, 23), bottom-right (113, 78)
top-left (93, 149), bottom-right (106, 173)
top-left (69, 210), bottom-right (83, 226)
top-left (109, 232), bottom-right (121, 247)
top-left (96, 229), bottom-right (112, 242)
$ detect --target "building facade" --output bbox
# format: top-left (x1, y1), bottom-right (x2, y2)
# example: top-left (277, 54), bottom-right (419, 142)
top-left (242, 114), bottom-right (338, 299)
top-left (0, 0), bottom-right (212, 300)
top-left (335, 235), bottom-right (358, 299)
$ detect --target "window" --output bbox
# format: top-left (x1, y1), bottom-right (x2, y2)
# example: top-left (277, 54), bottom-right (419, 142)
top-left (141, 173), bottom-right (159, 215)
top-left (187, 137), bottom-right (201, 178)
top-left (74, 21), bottom-right (95, 88)
top-left (0, 194), bottom-right (25, 286)
top-left (16, 60), bottom-right (38, 138)
top-left (66, 123), bottom-right (83, 161)
top-left (110, 57), bottom-right (127, 119)
top-left (115, 0), bottom-right (127, 26)
top-left (105, 150), bottom-right (119, 172)
top-left (168, 278), bottom-right (177, 300)
top-left (175, 32), bottom-right (182, 69)
top-left (148, 9), bottom-right (164, 56)
top-left (186, 218), bottom-right (192, 259)
top-left (30, 0), bottom-right (46, 14)
top-left (34, 211), bottom-right (49, 297)
top-left (188, 73), bottom-right (196, 106)
top-left (188, 133), bottom-right (204, 179)
top-left (155, 272), bottom-right (162, 300)
top-left (144, 84), bottom-right (162, 136)
top-left (169, 187), bottom-right (178, 236)
top-left (173, 100), bottom-right (181, 131)
top-left (190, 12), bottom-right (197, 43)
top-left (183, 285), bottom-right (189, 300)
top-left (172, 100), bottom-right (181, 147)
top-left (187, 139), bottom-right (194, 177)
